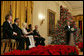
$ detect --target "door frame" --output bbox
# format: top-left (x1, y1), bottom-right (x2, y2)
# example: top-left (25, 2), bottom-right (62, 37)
top-left (47, 9), bottom-right (56, 36)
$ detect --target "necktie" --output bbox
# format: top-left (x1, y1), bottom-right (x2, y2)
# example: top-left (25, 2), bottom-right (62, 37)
top-left (10, 22), bottom-right (13, 29)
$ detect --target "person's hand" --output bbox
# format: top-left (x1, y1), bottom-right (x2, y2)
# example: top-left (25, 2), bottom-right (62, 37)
top-left (14, 33), bottom-right (17, 36)
top-left (21, 35), bottom-right (24, 37)
top-left (71, 28), bottom-right (74, 31)
top-left (34, 36), bottom-right (39, 37)
top-left (30, 31), bottom-right (33, 33)
top-left (13, 32), bottom-right (17, 36)
top-left (24, 35), bottom-right (27, 38)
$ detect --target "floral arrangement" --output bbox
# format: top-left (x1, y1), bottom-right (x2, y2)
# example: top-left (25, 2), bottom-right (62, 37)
top-left (3, 45), bottom-right (79, 55)
top-left (71, 28), bottom-right (75, 31)
top-left (76, 42), bottom-right (83, 52)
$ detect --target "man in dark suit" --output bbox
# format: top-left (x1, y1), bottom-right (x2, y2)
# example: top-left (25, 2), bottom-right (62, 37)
top-left (3, 14), bottom-right (23, 50)
top-left (12, 18), bottom-right (30, 50)
top-left (65, 22), bottom-right (71, 45)
top-left (3, 14), bottom-right (18, 50)
top-left (65, 21), bottom-right (76, 45)
top-left (12, 18), bottom-right (24, 50)
top-left (3, 14), bottom-right (17, 39)
top-left (33, 25), bottom-right (45, 46)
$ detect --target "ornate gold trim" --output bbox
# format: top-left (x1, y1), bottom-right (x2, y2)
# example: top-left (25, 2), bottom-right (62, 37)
top-left (47, 9), bottom-right (56, 36)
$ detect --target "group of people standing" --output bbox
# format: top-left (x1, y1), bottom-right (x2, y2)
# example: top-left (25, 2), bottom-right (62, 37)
top-left (3, 14), bottom-right (45, 50)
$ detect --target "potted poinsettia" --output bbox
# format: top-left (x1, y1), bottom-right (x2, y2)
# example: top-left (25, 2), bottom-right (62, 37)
top-left (3, 45), bottom-right (79, 55)
top-left (78, 42), bottom-right (83, 52)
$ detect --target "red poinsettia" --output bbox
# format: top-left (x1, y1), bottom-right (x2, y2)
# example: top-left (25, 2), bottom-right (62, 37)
top-left (4, 52), bottom-right (12, 55)
top-left (3, 45), bottom-right (79, 55)
top-left (77, 42), bottom-right (83, 52)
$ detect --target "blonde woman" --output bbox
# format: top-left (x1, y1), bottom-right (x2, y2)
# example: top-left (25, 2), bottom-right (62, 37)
top-left (22, 23), bottom-right (35, 49)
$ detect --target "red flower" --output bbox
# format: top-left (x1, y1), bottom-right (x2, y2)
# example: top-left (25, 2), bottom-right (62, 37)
top-left (77, 42), bottom-right (83, 51)
top-left (11, 50), bottom-right (21, 55)
top-left (3, 45), bottom-right (79, 55)
top-left (61, 50), bottom-right (65, 55)
top-left (4, 52), bottom-right (12, 55)
top-left (52, 52), bottom-right (60, 55)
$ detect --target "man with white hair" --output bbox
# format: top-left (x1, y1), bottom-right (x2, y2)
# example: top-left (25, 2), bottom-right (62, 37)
top-left (33, 25), bottom-right (45, 46)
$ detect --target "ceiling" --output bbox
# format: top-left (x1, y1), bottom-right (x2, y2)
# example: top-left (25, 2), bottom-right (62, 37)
top-left (67, 1), bottom-right (83, 9)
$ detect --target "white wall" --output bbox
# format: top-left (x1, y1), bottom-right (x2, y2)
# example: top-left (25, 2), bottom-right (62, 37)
top-left (72, 8), bottom-right (83, 16)
top-left (32, 1), bottom-right (72, 45)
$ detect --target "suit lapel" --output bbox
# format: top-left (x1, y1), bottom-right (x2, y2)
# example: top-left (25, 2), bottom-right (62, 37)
top-left (7, 21), bottom-right (13, 29)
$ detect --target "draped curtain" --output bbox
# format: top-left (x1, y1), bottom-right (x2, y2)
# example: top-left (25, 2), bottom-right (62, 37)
top-left (1, 1), bottom-right (33, 28)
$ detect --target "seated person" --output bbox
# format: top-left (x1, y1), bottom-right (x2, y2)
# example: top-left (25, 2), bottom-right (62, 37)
top-left (22, 23), bottom-right (35, 49)
top-left (33, 25), bottom-right (45, 46)
top-left (3, 14), bottom-right (23, 50)
top-left (12, 18), bottom-right (29, 50)
top-left (27, 24), bottom-right (33, 35)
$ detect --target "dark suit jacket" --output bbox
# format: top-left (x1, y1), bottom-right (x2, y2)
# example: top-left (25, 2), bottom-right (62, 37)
top-left (12, 23), bottom-right (23, 38)
top-left (27, 29), bottom-right (31, 32)
top-left (27, 29), bottom-right (33, 35)
top-left (3, 21), bottom-right (13, 39)
top-left (64, 25), bottom-right (77, 38)
top-left (64, 26), bottom-right (72, 42)
top-left (33, 29), bottom-right (40, 37)
top-left (65, 25), bottom-right (72, 32)
top-left (65, 25), bottom-right (76, 33)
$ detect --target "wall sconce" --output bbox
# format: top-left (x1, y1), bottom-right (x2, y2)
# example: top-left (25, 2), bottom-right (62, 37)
top-left (38, 14), bottom-right (45, 25)
top-left (40, 19), bottom-right (45, 25)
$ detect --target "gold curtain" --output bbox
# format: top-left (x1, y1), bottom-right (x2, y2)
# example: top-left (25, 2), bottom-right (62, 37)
top-left (11, 1), bottom-right (16, 23)
top-left (1, 1), bottom-right (10, 26)
top-left (16, 1), bottom-right (21, 27)
top-left (1, 1), bottom-right (33, 28)
top-left (20, 1), bottom-right (25, 28)
top-left (27, 1), bottom-right (32, 25)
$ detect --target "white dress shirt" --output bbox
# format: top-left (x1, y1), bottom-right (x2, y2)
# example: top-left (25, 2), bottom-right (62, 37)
top-left (68, 26), bottom-right (70, 29)
top-left (7, 20), bottom-right (13, 28)
top-left (15, 22), bottom-right (18, 26)
top-left (7, 20), bottom-right (16, 35)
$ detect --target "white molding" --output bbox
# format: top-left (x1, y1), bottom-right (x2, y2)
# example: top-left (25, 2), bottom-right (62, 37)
top-left (72, 7), bottom-right (83, 10)
top-left (66, 1), bottom-right (83, 10)
top-left (54, 1), bottom-right (72, 9)
top-left (72, 7), bottom-right (83, 9)
top-left (55, 1), bottom-right (59, 6)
